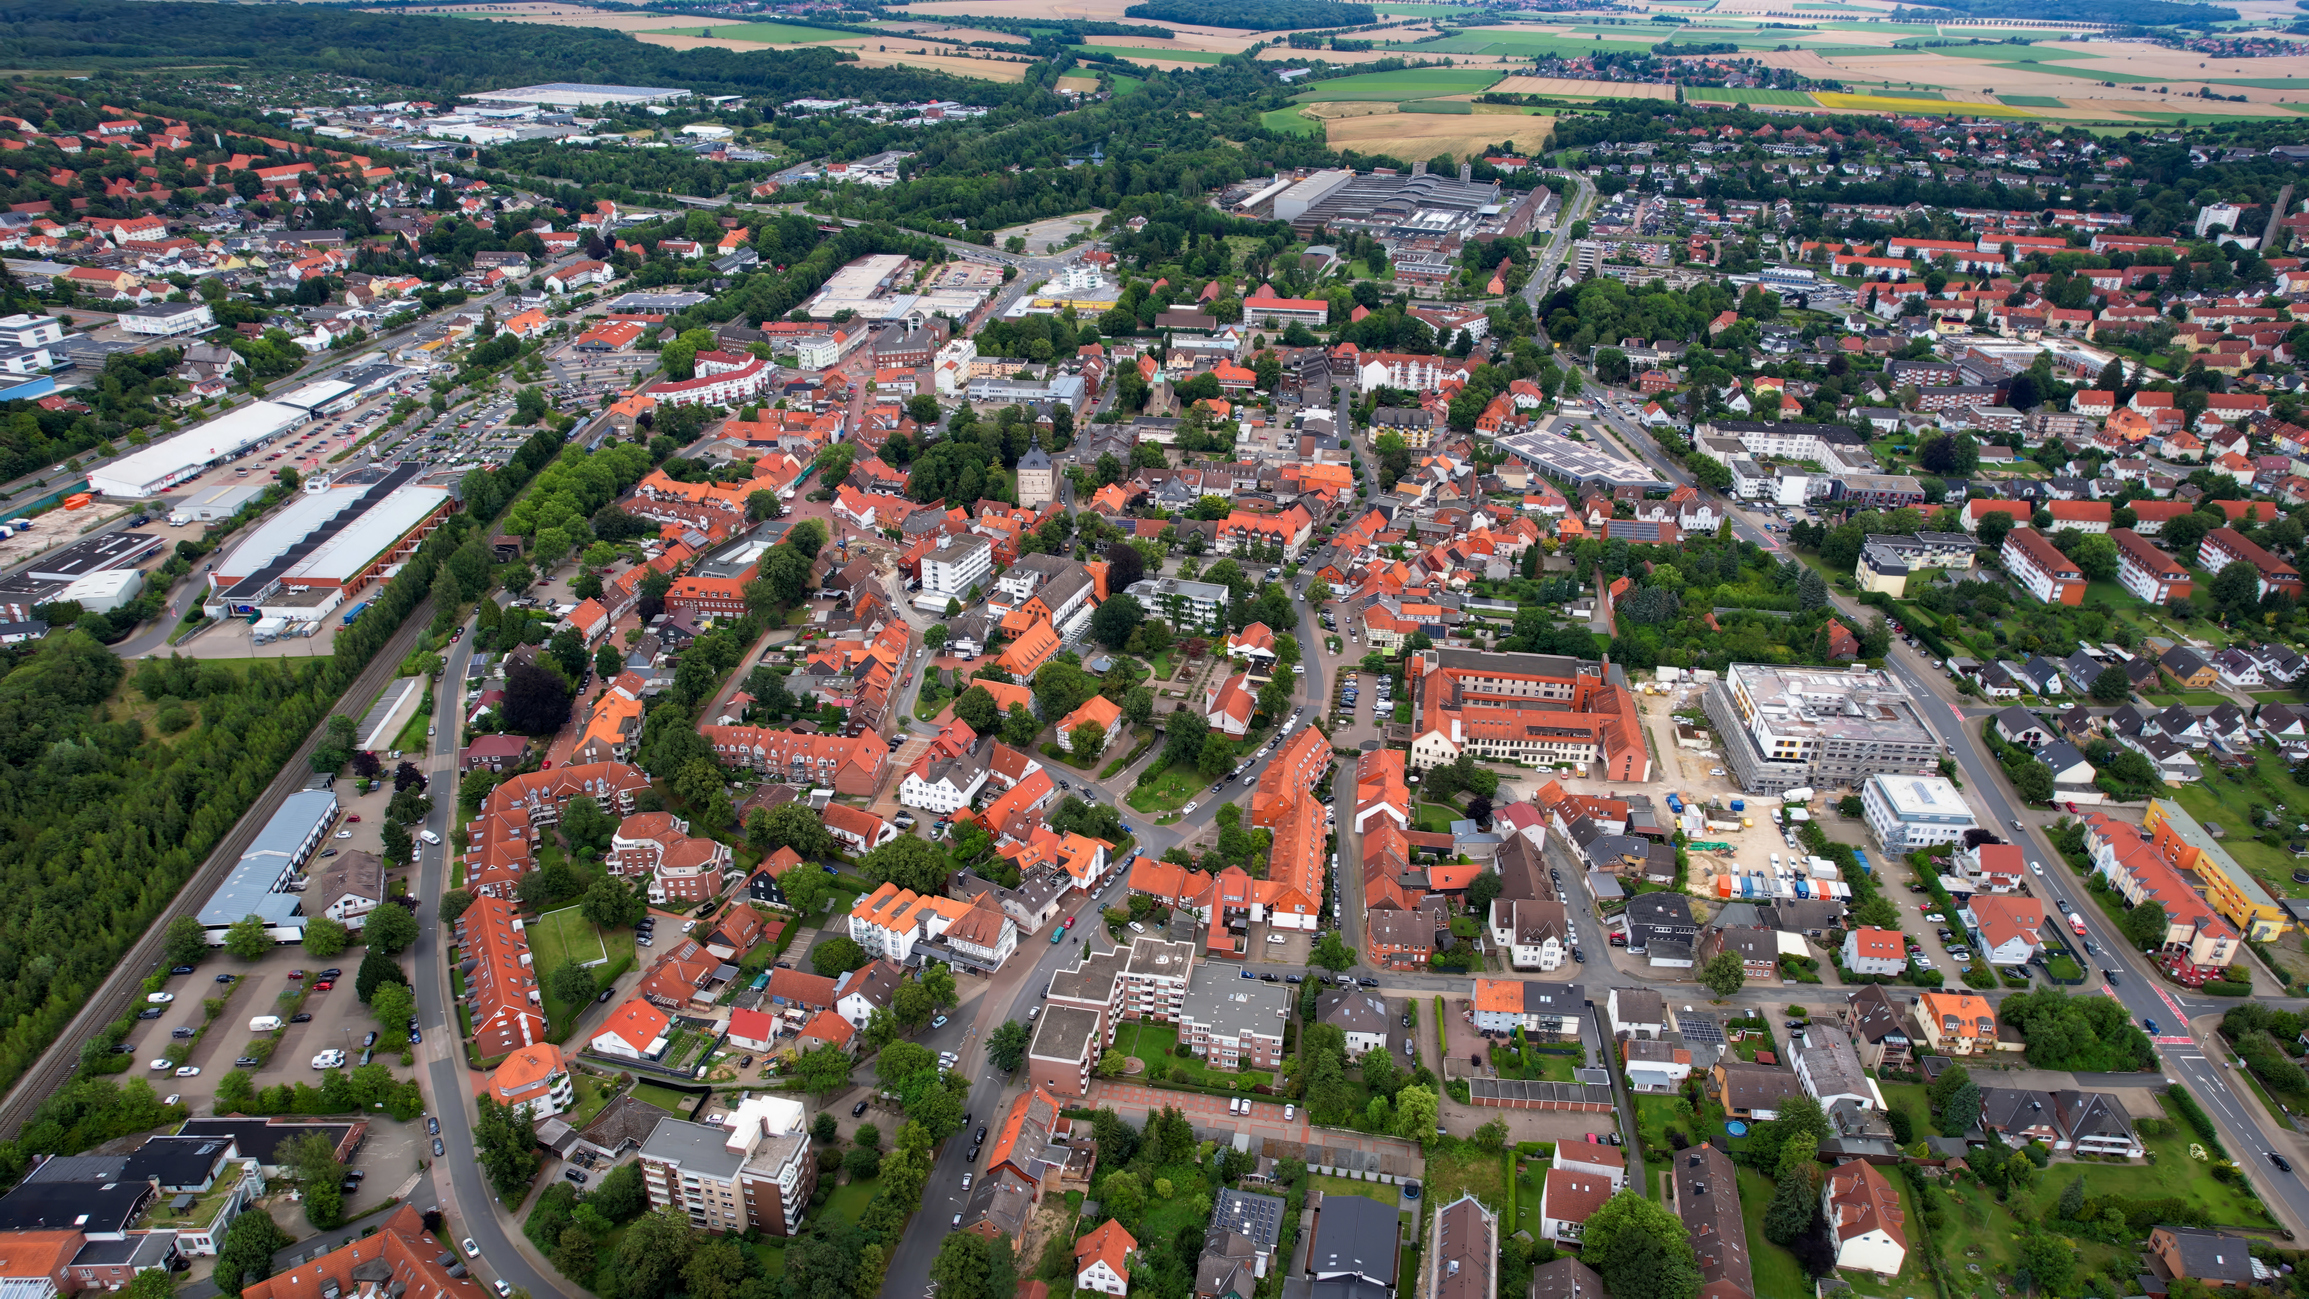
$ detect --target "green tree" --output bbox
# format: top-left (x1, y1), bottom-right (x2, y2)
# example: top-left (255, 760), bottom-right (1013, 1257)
top-left (163, 916), bottom-right (209, 968)
top-left (953, 686), bottom-right (1000, 734)
top-left (683, 1237), bottom-right (751, 1299)
top-left (473, 1094), bottom-right (541, 1199)
top-left (2090, 667), bottom-right (2131, 704)
top-left (223, 915), bottom-right (271, 961)
top-left (301, 915), bottom-right (350, 960)
top-left (286, 1129), bottom-right (345, 1228)
top-left (1069, 721), bottom-right (1108, 763)
top-left (1309, 932), bottom-right (1356, 971)
top-left (213, 1201), bottom-right (294, 1296)
top-left (579, 876), bottom-right (646, 930)
top-left (554, 1226), bottom-right (598, 1283)
top-left (117, 1270), bottom-right (175, 1299)
top-left (1761, 1133), bottom-right (1819, 1245)
top-left (1939, 1079), bottom-right (1982, 1136)
top-left (987, 1019), bottom-right (1031, 1072)
top-left (1697, 951), bottom-right (1746, 998)
top-left (1002, 703), bottom-right (1040, 747)
top-left (615, 1208), bottom-right (696, 1299)
top-left (929, 1231), bottom-right (1016, 1299)
top-left (549, 962), bottom-right (597, 1008)
top-left (750, 801), bottom-right (838, 859)
top-left (792, 1043), bottom-right (856, 1095)
top-left (369, 980), bottom-right (417, 1034)
top-left (2119, 898), bottom-right (2170, 950)
top-left (1581, 1192), bottom-right (1702, 1299)
top-left (859, 835), bottom-right (950, 895)
top-left (355, 947), bottom-right (407, 1003)
top-left (365, 902), bottom-right (418, 955)
top-left (813, 935), bottom-right (872, 977)
top-left (1392, 1083), bottom-right (1439, 1147)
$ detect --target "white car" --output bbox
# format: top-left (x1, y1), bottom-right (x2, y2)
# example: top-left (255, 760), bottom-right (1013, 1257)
top-left (1180, 801), bottom-right (1199, 815)
top-left (462, 1240), bottom-right (479, 1257)
top-left (1284, 1104), bottom-right (1295, 1121)
top-left (334, 829), bottom-right (353, 839)
top-left (147, 992), bottom-right (174, 1004)
top-left (495, 1283), bottom-right (512, 1298)
top-left (2030, 861), bottom-right (2045, 876)
top-left (175, 1065), bottom-right (200, 1078)
top-left (149, 1059), bottom-right (173, 1071)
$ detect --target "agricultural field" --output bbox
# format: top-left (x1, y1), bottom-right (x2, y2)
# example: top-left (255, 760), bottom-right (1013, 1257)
top-left (1324, 103), bottom-right (1552, 157)
top-left (1492, 75), bottom-right (1677, 99)
top-left (1293, 68), bottom-right (1506, 101)
top-left (1079, 43), bottom-right (1228, 63)
top-left (1684, 87), bottom-right (1818, 104)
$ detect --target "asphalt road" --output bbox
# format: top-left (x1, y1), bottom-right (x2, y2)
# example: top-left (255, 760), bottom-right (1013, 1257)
top-left (408, 615), bottom-right (568, 1299)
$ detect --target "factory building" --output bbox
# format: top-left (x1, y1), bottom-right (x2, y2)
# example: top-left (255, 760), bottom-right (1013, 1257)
top-left (196, 788), bottom-right (340, 941)
top-left (86, 402), bottom-right (306, 498)
top-left (202, 463), bottom-right (456, 622)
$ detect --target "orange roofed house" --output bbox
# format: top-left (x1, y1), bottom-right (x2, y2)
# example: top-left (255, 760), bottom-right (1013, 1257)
top-left (489, 1043), bottom-right (575, 1120)
top-left (238, 1205), bottom-right (487, 1299)
top-left (1408, 647), bottom-right (1648, 780)
top-left (849, 882), bottom-right (1020, 973)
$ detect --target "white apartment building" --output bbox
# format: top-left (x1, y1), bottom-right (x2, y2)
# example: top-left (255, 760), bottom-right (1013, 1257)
top-left (1860, 774), bottom-right (1978, 852)
top-left (921, 535), bottom-right (993, 604)
top-left (637, 1096), bottom-right (814, 1238)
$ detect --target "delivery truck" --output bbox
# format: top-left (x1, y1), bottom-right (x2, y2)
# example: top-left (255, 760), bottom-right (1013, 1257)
top-left (249, 1016), bottom-right (283, 1032)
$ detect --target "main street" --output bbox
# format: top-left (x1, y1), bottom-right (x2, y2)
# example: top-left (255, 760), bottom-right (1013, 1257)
top-left (410, 613), bottom-right (569, 1299)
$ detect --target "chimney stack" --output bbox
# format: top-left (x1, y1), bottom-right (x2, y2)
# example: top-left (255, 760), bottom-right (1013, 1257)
top-left (1460, 162), bottom-right (1473, 183)
top-left (1412, 160), bottom-right (1426, 177)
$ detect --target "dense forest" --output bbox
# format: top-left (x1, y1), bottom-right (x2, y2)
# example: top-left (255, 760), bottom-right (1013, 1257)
top-left (1124, 0), bottom-right (1375, 28)
top-left (0, 0), bottom-right (998, 102)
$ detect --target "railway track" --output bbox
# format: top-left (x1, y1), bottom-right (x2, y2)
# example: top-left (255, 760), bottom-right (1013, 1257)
top-left (0, 599), bottom-right (437, 1139)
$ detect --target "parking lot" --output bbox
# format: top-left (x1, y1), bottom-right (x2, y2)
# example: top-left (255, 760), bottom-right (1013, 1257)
top-left (123, 935), bottom-right (408, 1115)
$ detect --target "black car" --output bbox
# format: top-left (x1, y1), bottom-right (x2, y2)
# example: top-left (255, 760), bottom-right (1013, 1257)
top-left (362, 1030), bottom-right (378, 1048)
top-left (427, 1117), bottom-right (440, 1136)
top-left (974, 1126), bottom-right (988, 1145)
top-left (966, 1145), bottom-right (979, 1162)
top-left (290, 1013), bottom-right (313, 1023)
top-left (2103, 969), bottom-right (2121, 986)
top-left (1357, 977), bottom-right (1379, 987)
top-left (2274, 1151), bottom-right (2295, 1174)
top-left (235, 1056), bottom-right (260, 1067)
top-left (1573, 949), bottom-right (1586, 963)
top-left (1261, 972), bottom-right (1279, 982)
top-left (739, 1056), bottom-right (755, 1068)
top-left (433, 1138), bottom-right (446, 1157)
top-left (564, 1169), bottom-right (589, 1184)
top-left (215, 973), bottom-right (236, 983)
top-left (138, 1008), bottom-right (164, 1019)
top-left (170, 966), bottom-right (196, 976)
top-left (852, 1100), bottom-right (869, 1117)
top-left (319, 969), bottom-right (342, 979)
top-left (171, 1027), bottom-right (196, 1039)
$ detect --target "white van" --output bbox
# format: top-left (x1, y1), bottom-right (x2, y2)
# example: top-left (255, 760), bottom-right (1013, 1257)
top-left (418, 829), bottom-right (442, 846)
top-left (249, 1016), bottom-right (284, 1033)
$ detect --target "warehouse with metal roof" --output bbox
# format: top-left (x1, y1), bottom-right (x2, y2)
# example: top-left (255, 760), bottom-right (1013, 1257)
top-left (86, 402), bottom-right (306, 498)
top-left (197, 788), bottom-right (339, 938)
top-left (202, 463), bottom-right (456, 618)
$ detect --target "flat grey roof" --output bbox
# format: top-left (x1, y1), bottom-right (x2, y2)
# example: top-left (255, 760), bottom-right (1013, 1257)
top-left (639, 1117), bottom-right (745, 1180)
top-left (199, 789), bottom-right (337, 928)
top-left (1181, 963), bottom-right (1290, 1039)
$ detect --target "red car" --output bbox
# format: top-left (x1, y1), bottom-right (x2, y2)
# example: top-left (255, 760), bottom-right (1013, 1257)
top-left (286, 970), bottom-right (305, 980)
top-left (311, 981), bottom-right (334, 991)
top-left (345, 815), bottom-right (361, 823)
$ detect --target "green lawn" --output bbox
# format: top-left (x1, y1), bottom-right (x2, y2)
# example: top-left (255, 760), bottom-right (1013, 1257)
top-left (530, 906), bottom-right (611, 972)
top-left (1293, 69), bottom-right (1505, 102)
top-left (391, 702), bottom-right (432, 755)
top-left (630, 1082), bottom-right (697, 1114)
top-left (1423, 1144), bottom-right (1508, 1213)
top-left (1114, 1020), bottom-right (1275, 1089)
top-left (1126, 759), bottom-right (1203, 815)
top-left (2168, 748), bottom-right (2309, 900)
top-left (1735, 1166), bottom-right (1814, 1299)
top-left (1414, 800), bottom-right (1461, 833)
top-left (1080, 44), bottom-right (1227, 62)
top-left (821, 1176), bottom-right (877, 1227)
top-left (1261, 106), bottom-right (1322, 137)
